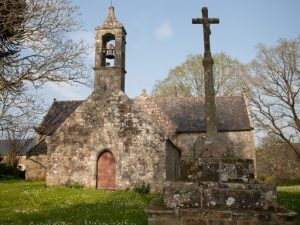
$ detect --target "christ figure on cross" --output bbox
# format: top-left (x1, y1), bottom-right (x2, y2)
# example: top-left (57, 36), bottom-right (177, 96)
top-left (192, 7), bottom-right (219, 59)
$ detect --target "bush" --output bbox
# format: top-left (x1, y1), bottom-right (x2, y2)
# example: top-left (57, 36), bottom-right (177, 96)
top-left (64, 182), bottom-right (84, 189)
top-left (0, 163), bottom-right (25, 179)
top-left (133, 182), bottom-right (150, 194)
top-left (0, 163), bottom-right (14, 175)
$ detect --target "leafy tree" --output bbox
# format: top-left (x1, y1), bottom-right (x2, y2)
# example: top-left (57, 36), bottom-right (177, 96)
top-left (247, 37), bottom-right (300, 157)
top-left (0, 0), bottom-right (91, 133)
top-left (152, 53), bottom-right (248, 97)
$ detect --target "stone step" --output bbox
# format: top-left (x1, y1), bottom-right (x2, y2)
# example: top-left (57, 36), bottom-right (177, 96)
top-left (163, 181), bottom-right (277, 211)
top-left (145, 203), bottom-right (297, 225)
top-left (180, 158), bottom-right (255, 183)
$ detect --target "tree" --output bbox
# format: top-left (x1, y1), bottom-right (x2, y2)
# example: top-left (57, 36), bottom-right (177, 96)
top-left (5, 129), bottom-right (33, 170)
top-left (0, 0), bottom-right (91, 133)
top-left (0, 0), bottom-right (26, 61)
top-left (152, 53), bottom-right (248, 97)
top-left (247, 37), bottom-right (300, 157)
top-left (259, 133), bottom-right (285, 149)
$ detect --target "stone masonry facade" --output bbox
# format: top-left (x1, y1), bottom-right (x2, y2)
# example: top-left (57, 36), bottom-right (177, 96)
top-left (46, 92), bottom-right (168, 192)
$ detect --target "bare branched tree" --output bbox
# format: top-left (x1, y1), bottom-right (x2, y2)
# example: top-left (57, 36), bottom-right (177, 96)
top-left (152, 53), bottom-right (248, 97)
top-left (5, 129), bottom-right (34, 170)
top-left (0, 0), bottom-right (91, 133)
top-left (247, 37), bottom-right (300, 157)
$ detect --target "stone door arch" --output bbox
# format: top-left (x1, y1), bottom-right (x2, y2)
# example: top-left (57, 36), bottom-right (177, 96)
top-left (97, 151), bottom-right (116, 190)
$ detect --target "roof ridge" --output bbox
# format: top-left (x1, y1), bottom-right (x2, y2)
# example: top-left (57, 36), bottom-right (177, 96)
top-left (54, 100), bottom-right (84, 103)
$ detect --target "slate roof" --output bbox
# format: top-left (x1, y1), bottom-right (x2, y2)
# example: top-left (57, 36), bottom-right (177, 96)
top-left (152, 96), bottom-right (252, 132)
top-left (27, 139), bottom-right (47, 156)
top-left (35, 100), bottom-right (83, 135)
top-left (34, 96), bottom-right (251, 136)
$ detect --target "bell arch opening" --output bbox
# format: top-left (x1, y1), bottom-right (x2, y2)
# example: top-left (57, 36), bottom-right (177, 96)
top-left (102, 33), bottom-right (115, 67)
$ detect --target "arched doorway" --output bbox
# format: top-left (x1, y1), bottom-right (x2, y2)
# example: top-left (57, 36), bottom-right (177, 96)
top-left (97, 151), bottom-right (116, 190)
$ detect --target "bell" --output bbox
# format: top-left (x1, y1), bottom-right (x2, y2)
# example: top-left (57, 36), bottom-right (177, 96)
top-left (105, 44), bottom-right (115, 59)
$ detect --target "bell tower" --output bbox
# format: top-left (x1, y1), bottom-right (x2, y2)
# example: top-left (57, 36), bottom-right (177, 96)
top-left (94, 6), bottom-right (126, 93)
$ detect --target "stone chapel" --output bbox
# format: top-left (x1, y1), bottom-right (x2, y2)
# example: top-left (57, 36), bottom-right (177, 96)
top-left (26, 6), bottom-right (255, 193)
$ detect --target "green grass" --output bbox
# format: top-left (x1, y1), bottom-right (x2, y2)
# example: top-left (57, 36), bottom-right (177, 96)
top-left (0, 180), bottom-right (158, 225)
top-left (1, 180), bottom-right (299, 225)
top-left (278, 185), bottom-right (300, 225)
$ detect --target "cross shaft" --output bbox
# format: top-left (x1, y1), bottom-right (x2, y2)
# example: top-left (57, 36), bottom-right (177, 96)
top-left (192, 7), bottom-right (219, 134)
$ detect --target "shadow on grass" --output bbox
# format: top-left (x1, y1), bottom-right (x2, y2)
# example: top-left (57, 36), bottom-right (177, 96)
top-left (4, 195), bottom-right (151, 225)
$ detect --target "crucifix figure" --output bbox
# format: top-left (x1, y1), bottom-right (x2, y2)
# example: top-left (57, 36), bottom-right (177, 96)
top-left (192, 7), bottom-right (219, 134)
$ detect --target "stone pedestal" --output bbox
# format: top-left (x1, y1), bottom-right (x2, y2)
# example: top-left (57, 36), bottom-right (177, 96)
top-left (145, 157), bottom-right (297, 225)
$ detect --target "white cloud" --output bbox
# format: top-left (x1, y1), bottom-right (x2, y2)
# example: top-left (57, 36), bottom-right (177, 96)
top-left (154, 20), bottom-right (174, 40)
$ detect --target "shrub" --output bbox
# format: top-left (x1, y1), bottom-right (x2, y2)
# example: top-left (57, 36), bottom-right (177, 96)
top-left (133, 182), bottom-right (150, 194)
top-left (64, 182), bottom-right (84, 189)
top-left (0, 163), bottom-right (14, 175)
top-left (223, 154), bottom-right (240, 161)
top-left (0, 163), bottom-right (25, 179)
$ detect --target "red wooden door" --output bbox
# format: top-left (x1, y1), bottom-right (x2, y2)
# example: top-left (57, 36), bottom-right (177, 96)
top-left (97, 151), bottom-right (116, 190)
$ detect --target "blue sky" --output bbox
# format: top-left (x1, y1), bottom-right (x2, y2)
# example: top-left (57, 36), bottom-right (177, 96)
top-left (42, 0), bottom-right (300, 104)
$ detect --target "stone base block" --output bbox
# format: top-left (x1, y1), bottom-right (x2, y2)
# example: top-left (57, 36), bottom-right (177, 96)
top-left (202, 182), bottom-right (277, 210)
top-left (163, 181), bottom-right (277, 210)
top-left (181, 158), bottom-right (255, 183)
top-left (164, 182), bottom-right (202, 208)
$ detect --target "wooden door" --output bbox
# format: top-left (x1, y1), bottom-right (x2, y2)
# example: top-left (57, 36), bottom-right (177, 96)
top-left (97, 151), bottom-right (116, 190)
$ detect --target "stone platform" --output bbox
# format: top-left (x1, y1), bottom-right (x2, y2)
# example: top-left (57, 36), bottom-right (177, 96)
top-left (145, 158), bottom-right (297, 225)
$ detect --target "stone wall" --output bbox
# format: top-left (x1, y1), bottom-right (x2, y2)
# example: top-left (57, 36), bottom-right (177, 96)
top-left (46, 91), bottom-right (168, 192)
top-left (256, 146), bottom-right (300, 182)
top-left (26, 154), bottom-right (47, 180)
top-left (174, 131), bottom-right (255, 161)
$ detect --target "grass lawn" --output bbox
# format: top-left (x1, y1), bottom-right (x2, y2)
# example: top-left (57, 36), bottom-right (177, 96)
top-left (0, 180), bottom-right (157, 225)
top-left (1, 180), bottom-right (300, 225)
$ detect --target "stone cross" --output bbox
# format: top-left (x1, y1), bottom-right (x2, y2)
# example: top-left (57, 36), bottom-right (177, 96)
top-left (192, 7), bottom-right (219, 134)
